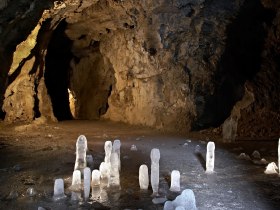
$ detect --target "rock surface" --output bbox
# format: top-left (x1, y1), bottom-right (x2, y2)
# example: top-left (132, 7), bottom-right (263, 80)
top-left (0, 0), bottom-right (279, 138)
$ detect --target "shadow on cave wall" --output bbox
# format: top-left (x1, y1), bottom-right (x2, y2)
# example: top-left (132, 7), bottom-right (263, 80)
top-left (192, 0), bottom-right (275, 130)
top-left (44, 20), bottom-right (73, 121)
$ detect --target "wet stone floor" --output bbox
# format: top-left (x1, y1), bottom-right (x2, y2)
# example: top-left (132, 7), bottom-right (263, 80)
top-left (0, 120), bottom-right (279, 210)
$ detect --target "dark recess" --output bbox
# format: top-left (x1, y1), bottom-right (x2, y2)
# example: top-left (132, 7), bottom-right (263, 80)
top-left (44, 20), bottom-right (73, 121)
top-left (193, 0), bottom-right (275, 130)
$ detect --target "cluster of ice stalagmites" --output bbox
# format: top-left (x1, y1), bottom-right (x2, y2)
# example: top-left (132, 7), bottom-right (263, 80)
top-left (52, 135), bottom-right (122, 203)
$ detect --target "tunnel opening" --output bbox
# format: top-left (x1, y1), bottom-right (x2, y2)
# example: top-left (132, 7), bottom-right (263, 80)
top-left (68, 39), bottom-right (115, 120)
top-left (44, 20), bottom-right (73, 121)
top-left (192, 0), bottom-right (275, 130)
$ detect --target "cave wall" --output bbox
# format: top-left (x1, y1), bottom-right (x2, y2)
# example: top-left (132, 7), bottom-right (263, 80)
top-left (0, 0), bottom-right (279, 139)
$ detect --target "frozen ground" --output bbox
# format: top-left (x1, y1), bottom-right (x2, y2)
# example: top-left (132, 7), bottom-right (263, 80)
top-left (0, 120), bottom-right (279, 210)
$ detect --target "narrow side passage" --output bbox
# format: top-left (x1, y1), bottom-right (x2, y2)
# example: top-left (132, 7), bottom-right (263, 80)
top-left (44, 20), bottom-right (73, 121)
top-left (68, 39), bottom-right (115, 120)
top-left (193, 0), bottom-right (275, 129)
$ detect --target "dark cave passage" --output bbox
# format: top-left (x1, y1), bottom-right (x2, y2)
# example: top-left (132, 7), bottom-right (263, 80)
top-left (44, 20), bottom-right (73, 121)
top-left (68, 39), bottom-right (115, 120)
top-left (193, 0), bottom-right (275, 130)
top-left (44, 20), bottom-right (115, 121)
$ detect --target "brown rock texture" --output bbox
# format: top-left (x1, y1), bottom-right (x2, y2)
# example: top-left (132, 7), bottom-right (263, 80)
top-left (0, 0), bottom-right (279, 139)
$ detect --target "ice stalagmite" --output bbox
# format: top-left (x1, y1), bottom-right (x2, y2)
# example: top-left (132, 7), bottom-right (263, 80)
top-left (172, 189), bottom-right (197, 210)
top-left (53, 178), bottom-right (66, 201)
top-left (109, 152), bottom-right (120, 187)
top-left (71, 170), bottom-right (81, 201)
top-left (206, 141), bottom-right (215, 173)
top-left (104, 141), bottom-right (112, 164)
top-left (139, 164), bottom-right (149, 190)
top-left (72, 170), bottom-right (82, 188)
top-left (83, 167), bottom-right (91, 200)
top-left (278, 138), bottom-right (280, 174)
top-left (113, 139), bottom-right (121, 171)
top-left (74, 135), bottom-right (87, 171)
top-left (91, 170), bottom-right (101, 200)
top-left (92, 169), bottom-right (101, 186)
top-left (99, 162), bottom-right (110, 180)
top-left (170, 170), bottom-right (180, 192)
top-left (150, 148), bottom-right (160, 196)
top-left (264, 162), bottom-right (278, 174)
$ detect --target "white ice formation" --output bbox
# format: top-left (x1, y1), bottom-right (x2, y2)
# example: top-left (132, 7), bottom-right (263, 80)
top-left (206, 141), bottom-right (215, 173)
top-left (74, 135), bottom-right (88, 171)
top-left (264, 162), bottom-right (278, 174)
top-left (139, 164), bottom-right (149, 190)
top-left (53, 178), bottom-right (66, 201)
top-left (71, 170), bottom-right (81, 189)
top-left (113, 139), bottom-right (121, 171)
top-left (104, 141), bottom-right (112, 164)
top-left (92, 169), bottom-right (101, 186)
top-left (71, 170), bottom-right (81, 201)
top-left (163, 189), bottom-right (197, 210)
top-left (151, 148), bottom-right (160, 196)
top-left (99, 161), bottom-right (110, 180)
top-left (175, 207), bottom-right (185, 210)
top-left (83, 167), bottom-right (91, 200)
top-left (170, 170), bottom-right (180, 192)
top-left (109, 152), bottom-right (120, 186)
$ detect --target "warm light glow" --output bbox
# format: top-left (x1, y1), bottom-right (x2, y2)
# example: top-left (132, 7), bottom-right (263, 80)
top-left (68, 88), bottom-right (76, 118)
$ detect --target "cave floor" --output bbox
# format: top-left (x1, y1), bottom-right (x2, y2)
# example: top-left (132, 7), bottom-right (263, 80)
top-left (0, 120), bottom-right (279, 210)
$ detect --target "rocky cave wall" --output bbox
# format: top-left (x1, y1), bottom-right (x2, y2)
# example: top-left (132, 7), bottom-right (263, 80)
top-left (0, 0), bottom-right (279, 139)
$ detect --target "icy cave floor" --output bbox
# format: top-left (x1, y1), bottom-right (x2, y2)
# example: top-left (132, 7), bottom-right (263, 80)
top-left (0, 120), bottom-right (279, 210)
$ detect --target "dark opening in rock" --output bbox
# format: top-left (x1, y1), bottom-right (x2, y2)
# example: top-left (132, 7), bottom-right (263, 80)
top-left (44, 20), bottom-right (73, 121)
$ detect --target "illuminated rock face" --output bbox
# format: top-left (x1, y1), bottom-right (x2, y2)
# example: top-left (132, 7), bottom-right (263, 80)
top-left (0, 0), bottom-right (279, 136)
